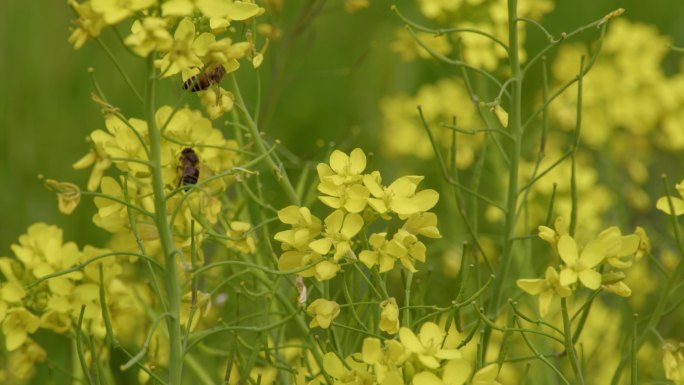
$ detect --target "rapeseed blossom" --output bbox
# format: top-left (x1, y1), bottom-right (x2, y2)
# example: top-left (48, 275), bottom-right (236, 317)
top-left (399, 321), bottom-right (461, 369)
top-left (557, 234), bottom-right (605, 290)
top-left (517, 266), bottom-right (572, 316)
top-left (306, 299), bottom-right (340, 329)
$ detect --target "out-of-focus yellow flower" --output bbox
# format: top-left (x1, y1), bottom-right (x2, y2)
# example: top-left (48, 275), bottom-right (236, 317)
top-left (90, 0), bottom-right (155, 25)
top-left (413, 358), bottom-right (481, 385)
top-left (162, 0), bottom-right (263, 21)
top-left (657, 179), bottom-right (684, 216)
top-left (344, 0), bottom-right (369, 12)
top-left (380, 79), bottom-right (484, 165)
top-left (2, 307), bottom-right (40, 351)
top-left (399, 321), bottom-right (461, 369)
top-left (558, 234), bottom-right (605, 290)
top-left (93, 176), bottom-right (134, 233)
top-left (379, 298), bottom-right (400, 334)
top-left (6, 338), bottom-right (46, 381)
top-left (10, 223), bottom-right (83, 281)
top-left (633, 226), bottom-right (650, 262)
top-left (125, 17), bottom-right (174, 57)
top-left (309, 210), bottom-right (363, 261)
top-left (199, 87), bottom-right (235, 119)
top-left (306, 299), bottom-right (339, 329)
top-left (663, 342), bottom-right (684, 385)
top-left (225, 221), bottom-right (256, 254)
top-left (517, 266), bottom-right (572, 317)
top-left (323, 352), bottom-right (374, 384)
top-left (362, 337), bottom-right (407, 383)
top-left (597, 226), bottom-right (640, 269)
top-left (68, 0), bottom-right (107, 49)
top-left (391, 29), bottom-right (452, 61)
top-left (180, 291), bottom-right (212, 331)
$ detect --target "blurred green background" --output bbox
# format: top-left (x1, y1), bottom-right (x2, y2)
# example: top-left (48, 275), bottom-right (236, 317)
top-left (1, 0), bottom-right (684, 254)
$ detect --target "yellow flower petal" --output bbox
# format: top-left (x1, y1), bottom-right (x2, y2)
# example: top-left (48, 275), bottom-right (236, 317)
top-left (557, 234), bottom-right (578, 265)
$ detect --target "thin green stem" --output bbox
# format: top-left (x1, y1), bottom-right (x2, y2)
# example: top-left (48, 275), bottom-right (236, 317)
top-left (229, 74), bottom-right (300, 205)
top-left (95, 37), bottom-right (143, 102)
top-left (561, 298), bottom-right (585, 385)
top-left (484, 0), bottom-right (522, 358)
top-left (144, 55), bottom-right (183, 385)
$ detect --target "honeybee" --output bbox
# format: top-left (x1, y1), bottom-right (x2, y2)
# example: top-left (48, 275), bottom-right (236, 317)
top-left (182, 65), bottom-right (226, 92)
top-left (179, 148), bottom-right (200, 190)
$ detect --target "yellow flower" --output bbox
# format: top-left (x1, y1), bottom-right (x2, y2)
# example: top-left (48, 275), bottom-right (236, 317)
top-left (155, 18), bottom-right (210, 79)
top-left (180, 291), bottom-right (212, 331)
top-left (274, 205), bottom-right (322, 251)
top-left (323, 352), bottom-right (374, 384)
top-left (386, 229), bottom-right (427, 272)
top-left (93, 176), bottom-right (134, 233)
top-left (657, 180), bottom-right (684, 216)
top-left (634, 226), bottom-right (650, 262)
top-left (597, 226), bottom-right (640, 269)
top-left (308, 210), bottom-right (363, 261)
top-left (124, 17), bottom-right (174, 57)
top-left (39, 311), bottom-right (72, 334)
top-left (344, 0), bottom-right (369, 12)
top-left (6, 338), bottom-right (46, 381)
top-left (317, 148), bottom-right (370, 213)
top-left (517, 266), bottom-right (572, 317)
top-left (402, 212), bottom-right (441, 238)
top-left (399, 321), bottom-right (461, 369)
top-left (361, 338), bottom-right (407, 383)
top-left (73, 137), bottom-right (112, 192)
top-left (90, 0), bottom-right (155, 25)
top-left (306, 299), bottom-right (340, 329)
top-left (43, 179), bottom-right (81, 215)
top-left (10, 223), bottom-right (82, 281)
top-left (2, 307), bottom-right (40, 351)
top-left (199, 87), bottom-right (235, 119)
top-left (162, 0), bottom-right (263, 21)
top-left (364, 173), bottom-right (439, 216)
top-left (68, 0), bottom-right (107, 49)
top-left (538, 217), bottom-right (568, 245)
top-left (379, 298), bottom-right (400, 334)
top-left (391, 29), bottom-right (452, 61)
top-left (558, 234), bottom-right (605, 290)
top-left (663, 342), bottom-right (684, 385)
top-left (359, 232), bottom-right (395, 273)
top-left (413, 359), bottom-right (471, 385)
top-left (225, 221), bottom-right (256, 254)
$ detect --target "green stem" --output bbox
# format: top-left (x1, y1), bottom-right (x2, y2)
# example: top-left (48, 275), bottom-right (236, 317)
top-left (144, 55), bottom-right (183, 385)
top-left (229, 73), bottom-right (300, 205)
top-left (485, 0), bottom-right (522, 355)
top-left (561, 298), bottom-right (585, 385)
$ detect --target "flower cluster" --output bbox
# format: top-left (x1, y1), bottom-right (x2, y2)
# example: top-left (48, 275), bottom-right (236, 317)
top-left (274, 148), bottom-right (441, 281)
top-left (392, 0), bottom-right (554, 70)
top-left (0, 223), bottom-right (149, 382)
top-left (517, 218), bottom-right (648, 316)
top-left (73, 106), bottom-right (246, 256)
top-left (313, 321), bottom-right (501, 385)
top-left (69, 0), bottom-right (266, 119)
top-left (380, 78), bottom-right (485, 167)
